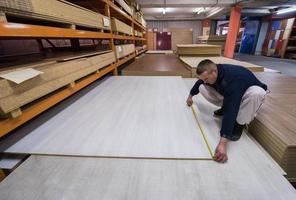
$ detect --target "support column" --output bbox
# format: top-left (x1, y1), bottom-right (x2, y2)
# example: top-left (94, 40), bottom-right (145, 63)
top-left (224, 5), bottom-right (242, 58)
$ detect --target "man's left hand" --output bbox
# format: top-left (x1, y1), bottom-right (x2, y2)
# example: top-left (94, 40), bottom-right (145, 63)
top-left (213, 137), bottom-right (228, 163)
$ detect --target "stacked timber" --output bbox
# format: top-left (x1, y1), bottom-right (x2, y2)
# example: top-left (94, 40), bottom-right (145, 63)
top-left (0, 51), bottom-right (115, 118)
top-left (0, 0), bottom-right (111, 30)
top-left (250, 72), bottom-right (296, 181)
top-left (115, 44), bottom-right (135, 59)
top-left (114, 0), bottom-right (133, 16)
top-left (177, 44), bottom-right (222, 56)
top-left (111, 17), bottom-right (133, 36)
top-left (179, 56), bottom-right (264, 77)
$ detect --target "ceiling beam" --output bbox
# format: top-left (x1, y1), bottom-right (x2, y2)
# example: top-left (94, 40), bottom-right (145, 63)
top-left (137, 0), bottom-right (245, 8)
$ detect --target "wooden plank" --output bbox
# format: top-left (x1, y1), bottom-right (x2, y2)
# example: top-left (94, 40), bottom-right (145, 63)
top-left (0, 155), bottom-right (296, 199)
top-left (0, 77), bottom-right (211, 159)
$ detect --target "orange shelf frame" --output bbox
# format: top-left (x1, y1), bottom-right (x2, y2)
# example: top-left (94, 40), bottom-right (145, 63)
top-left (133, 20), bottom-right (146, 31)
top-left (104, 0), bottom-right (133, 22)
top-left (0, 22), bottom-right (112, 39)
top-left (0, 0), bottom-right (145, 138)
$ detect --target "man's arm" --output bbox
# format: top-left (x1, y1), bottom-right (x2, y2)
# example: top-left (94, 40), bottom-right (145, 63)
top-left (187, 80), bottom-right (204, 106)
top-left (214, 81), bottom-right (245, 163)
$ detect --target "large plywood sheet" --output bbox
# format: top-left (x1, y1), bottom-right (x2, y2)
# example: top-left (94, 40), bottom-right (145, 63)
top-left (0, 76), bottom-right (211, 159)
top-left (0, 155), bottom-right (295, 200)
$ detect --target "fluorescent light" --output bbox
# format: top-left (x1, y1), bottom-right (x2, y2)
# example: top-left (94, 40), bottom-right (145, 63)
top-left (162, 8), bottom-right (166, 15)
top-left (277, 6), bottom-right (296, 15)
top-left (207, 7), bottom-right (224, 18)
top-left (197, 7), bottom-right (205, 14)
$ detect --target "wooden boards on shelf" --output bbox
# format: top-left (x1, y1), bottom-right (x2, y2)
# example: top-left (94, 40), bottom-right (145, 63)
top-left (0, 0), bottom-right (111, 30)
top-left (0, 51), bottom-right (116, 117)
top-left (0, 76), bottom-right (211, 159)
top-left (177, 44), bottom-right (222, 56)
top-left (180, 56), bottom-right (264, 77)
top-left (111, 17), bottom-right (133, 36)
top-left (115, 44), bottom-right (135, 59)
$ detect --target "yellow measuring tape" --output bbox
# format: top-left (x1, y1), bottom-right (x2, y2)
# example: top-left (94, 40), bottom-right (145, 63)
top-left (191, 106), bottom-right (214, 158)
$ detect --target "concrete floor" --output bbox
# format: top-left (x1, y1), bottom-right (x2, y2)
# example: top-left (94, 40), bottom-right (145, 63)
top-left (234, 54), bottom-right (296, 77)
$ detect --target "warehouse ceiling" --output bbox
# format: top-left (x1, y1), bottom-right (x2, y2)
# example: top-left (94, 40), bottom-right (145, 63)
top-left (137, 0), bottom-right (296, 20)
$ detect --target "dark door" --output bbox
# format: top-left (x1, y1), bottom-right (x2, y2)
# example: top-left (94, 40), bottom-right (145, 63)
top-left (156, 32), bottom-right (171, 50)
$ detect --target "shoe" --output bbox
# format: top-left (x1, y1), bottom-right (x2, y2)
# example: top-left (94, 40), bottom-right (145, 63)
top-left (230, 121), bottom-right (245, 141)
top-left (214, 108), bottom-right (223, 116)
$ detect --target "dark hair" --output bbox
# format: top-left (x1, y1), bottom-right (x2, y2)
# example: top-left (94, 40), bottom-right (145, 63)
top-left (196, 59), bottom-right (216, 75)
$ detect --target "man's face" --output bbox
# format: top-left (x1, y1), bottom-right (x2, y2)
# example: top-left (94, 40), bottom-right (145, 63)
top-left (198, 68), bottom-right (218, 84)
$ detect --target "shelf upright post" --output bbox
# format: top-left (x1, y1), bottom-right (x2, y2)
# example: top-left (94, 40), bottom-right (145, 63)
top-left (105, 2), bottom-right (118, 76)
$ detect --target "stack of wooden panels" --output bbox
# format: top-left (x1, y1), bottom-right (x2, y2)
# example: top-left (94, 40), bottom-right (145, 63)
top-left (177, 44), bottom-right (222, 56)
top-left (180, 56), bottom-right (264, 77)
top-left (0, 51), bottom-right (115, 118)
top-left (207, 35), bottom-right (227, 51)
top-left (111, 17), bottom-right (133, 36)
top-left (115, 44), bottom-right (135, 59)
top-left (135, 45), bottom-right (147, 55)
top-left (134, 30), bottom-right (143, 37)
top-left (0, 0), bottom-right (111, 30)
top-left (249, 72), bottom-right (296, 181)
top-left (115, 0), bottom-right (133, 16)
top-left (165, 28), bottom-right (193, 52)
top-left (134, 11), bottom-right (146, 27)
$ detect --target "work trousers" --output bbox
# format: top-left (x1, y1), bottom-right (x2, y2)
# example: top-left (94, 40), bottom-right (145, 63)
top-left (199, 85), bottom-right (267, 125)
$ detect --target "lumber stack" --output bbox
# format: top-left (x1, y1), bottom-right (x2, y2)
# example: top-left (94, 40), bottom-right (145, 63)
top-left (135, 45), bottom-right (147, 55)
top-left (177, 44), bottom-right (222, 56)
top-left (115, 44), bottom-right (135, 59)
top-left (111, 17), bottom-right (133, 36)
top-left (134, 11), bottom-right (146, 27)
top-left (134, 30), bottom-right (143, 37)
top-left (0, 0), bottom-right (111, 30)
top-left (114, 0), bottom-right (133, 16)
top-left (180, 56), bottom-right (264, 77)
top-left (0, 51), bottom-right (115, 118)
top-left (249, 72), bottom-right (296, 181)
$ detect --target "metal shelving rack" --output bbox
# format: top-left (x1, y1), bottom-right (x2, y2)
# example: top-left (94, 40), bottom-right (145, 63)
top-left (0, 0), bottom-right (147, 137)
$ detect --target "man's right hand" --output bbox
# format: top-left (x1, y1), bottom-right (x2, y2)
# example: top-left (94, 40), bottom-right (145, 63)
top-left (186, 95), bottom-right (193, 107)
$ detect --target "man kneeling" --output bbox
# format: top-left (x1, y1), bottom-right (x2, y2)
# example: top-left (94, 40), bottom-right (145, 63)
top-left (186, 59), bottom-right (267, 163)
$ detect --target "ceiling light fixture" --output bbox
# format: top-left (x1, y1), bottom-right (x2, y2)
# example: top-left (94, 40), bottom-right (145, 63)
top-left (162, 0), bottom-right (167, 15)
top-left (197, 7), bottom-right (205, 14)
top-left (276, 6), bottom-right (296, 15)
top-left (206, 7), bottom-right (224, 18)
